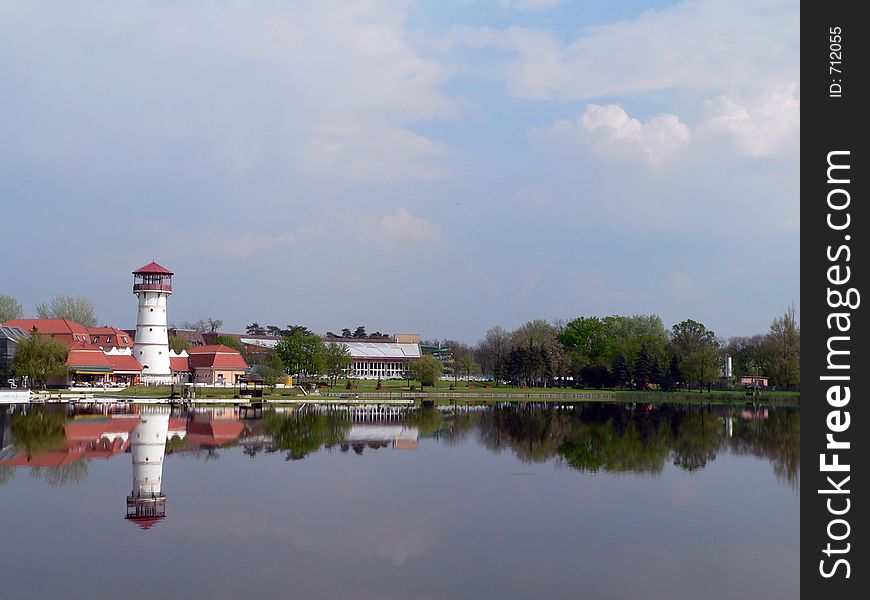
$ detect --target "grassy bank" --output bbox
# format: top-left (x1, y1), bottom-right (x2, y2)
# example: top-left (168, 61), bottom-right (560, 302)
top-left (93, 380), bottom-right (798, 406)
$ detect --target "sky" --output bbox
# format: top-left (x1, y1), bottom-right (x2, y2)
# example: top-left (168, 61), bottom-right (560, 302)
top-left (0, 0), bottom-right (799, 343)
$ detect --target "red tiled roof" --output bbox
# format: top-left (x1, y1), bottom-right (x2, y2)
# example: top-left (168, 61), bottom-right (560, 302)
top-left (187, 345), bottom-right (249, 370)
top-left (133, 261), bottom-right (173, 275)
top-left (3, 319), bottom-right (96, 349)
top-left (170, 356), bottom-right (191, 373)
top-left (105, 354), bottom-right (143, 372)
top-left (87, 327), bottom-right (134, 348)
top-left (68, 349), bottom-right (113, 370)
top-left (3, 318), bottom-right (89, 335)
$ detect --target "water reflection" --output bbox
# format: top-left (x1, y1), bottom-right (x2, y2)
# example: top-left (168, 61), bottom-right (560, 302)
top-left (126, 408), bottom-right (170, 530)
top-left (0, 402), bottom-right (799, 490)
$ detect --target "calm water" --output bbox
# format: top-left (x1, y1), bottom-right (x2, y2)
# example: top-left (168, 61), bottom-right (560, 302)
top-left (0, 402), bottom-right (799, 600)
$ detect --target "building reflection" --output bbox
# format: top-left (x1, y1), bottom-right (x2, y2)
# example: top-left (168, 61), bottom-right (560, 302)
top-left (125, 407), bottom-right (170, 530)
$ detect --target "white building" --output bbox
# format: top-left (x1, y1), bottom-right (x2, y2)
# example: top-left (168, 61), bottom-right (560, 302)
top-left (340, 340), bottom-right (422, 379)
top-left (132, 261), bottom-right (174, 384)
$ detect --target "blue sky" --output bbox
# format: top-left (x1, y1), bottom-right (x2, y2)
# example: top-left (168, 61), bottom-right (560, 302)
top-left (0, 0), bottom-right (799, 342)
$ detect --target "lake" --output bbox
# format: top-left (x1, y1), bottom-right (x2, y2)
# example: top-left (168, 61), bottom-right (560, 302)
top-left (0, 402), bottom-right (799, 600)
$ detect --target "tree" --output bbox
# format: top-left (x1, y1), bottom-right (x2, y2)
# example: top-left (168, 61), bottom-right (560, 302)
top-left (36, 295), bottom-right (97, 327)
top-left (0, 294), bottom-right (24, 322)
top-left (765, 304), bottom-right (800, 389)
top-left (180, 318), bottom-right (222, 333)
top-left (670, 319), bottom-right (719, 391)
top-left (323, 342), bottom-right (353, 386)
top-left (262, 352), bottom-right (287, 389)
top-left (633, 344), bottom-right (654, 389)
top-left (13, 334), bottom-right (69, 388)
top-left (246, 322), bottom-right (266, 335)
top-left (457, 355), bottom-right (479, 381)
top-left (612, 355), bottom-right (631, 388)
top-left (168, 335), bottom-right (191, 354)
top-left (341, 328), bottom-right (353, 338)
top-left (352, 326), bottom-right (367, 339)
top-left (275, 332), bottom-right (326, 381)
top-left (409, 355), bottom-right (442, 387)
top-left (475, 325), bottom-right (510, 385)
top-left (681, 345), bottom-right (721, 392)
top-left (510, 320), bottom-right (563, 387)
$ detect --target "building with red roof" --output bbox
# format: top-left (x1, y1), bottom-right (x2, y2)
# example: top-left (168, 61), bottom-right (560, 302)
top-left (87, 326), bottom-right (134, 349)
top-left (2, 318), bottom-right (93, 348)
top-left (187, 344), bottom-right (249, 385)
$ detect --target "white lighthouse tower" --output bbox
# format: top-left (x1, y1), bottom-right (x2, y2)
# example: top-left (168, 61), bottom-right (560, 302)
top-left (126, 407), bottom-right (170, 530)
top-left (132, 261), bottom-right (174, 385)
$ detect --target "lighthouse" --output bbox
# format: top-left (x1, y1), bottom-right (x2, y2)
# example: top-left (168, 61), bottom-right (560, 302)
top-left (125, 407), bottom-right (170, 530)
top-left (132, 261), bottom-right (173, 385)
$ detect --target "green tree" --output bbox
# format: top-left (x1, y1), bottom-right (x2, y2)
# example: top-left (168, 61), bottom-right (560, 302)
top-left (13, 334), bottom-right (69, 388)
top-left (680, 345), bottom-right (721, 392)
top-left (323, 342), bottom-right (353, 386)
top-left (670, 319), bottom-right (720, 391)
top-left (409, 355), bottom-right (442, 387)
top-left (0, 294), bottom-right (24, 322)
top-left (262, 352), bottom-right (287, 389)
top-left (765, 304), bottom-right (800, 388)
top-left (633, 344), bottom-right (654, 389)
top-left (36, 295), bottom-right (97, 327)
top-left (169, 335), bottom-right (192, 354)
top-left (612, 355), bottom-right (631, 388)
top-left (11, 409), bottom-right (67, 457)
top-left (246, 322), bottom-right (266, 335)
top-left (457, 355), bottom-right (479, 381)
top-left (275, 332), bottom-right (326, 381)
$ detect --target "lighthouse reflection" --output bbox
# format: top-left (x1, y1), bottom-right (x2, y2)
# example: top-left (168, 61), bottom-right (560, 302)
top-left (125, 407), bottom-right (170, 530)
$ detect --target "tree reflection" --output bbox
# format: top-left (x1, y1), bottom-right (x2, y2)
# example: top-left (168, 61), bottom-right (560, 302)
top-left (669, 411), bottom-right (724, 471)
top-left (728, 410), bottom-right (800, 489)
top-left (10, 409), bottom-right (67, 458)
top-left (265, 410), bottom-right (352, 461)
top-left (558, 406), bottom-right (671, 474)
top-left (29, 461), bottom-right (90, 486)
top-left (471, 403), bottom-right (799, 484)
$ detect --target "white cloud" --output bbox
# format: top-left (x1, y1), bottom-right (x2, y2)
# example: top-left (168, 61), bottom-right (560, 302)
top-left (449, 0), bottom-right (798, 100)
top-left (531, 104), bottom-right (690, 166)
top-left (532, 84), bottom-right (798, 166)
top-left (372, 208), bottom-right (439, 242)
top-left (701, 85), bottom-right (800, 158)
top-left (1, 0), bottom-right (456, 187)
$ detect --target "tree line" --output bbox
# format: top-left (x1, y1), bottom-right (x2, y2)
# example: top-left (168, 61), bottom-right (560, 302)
top-left (454, 306), bottom-right (799, 391)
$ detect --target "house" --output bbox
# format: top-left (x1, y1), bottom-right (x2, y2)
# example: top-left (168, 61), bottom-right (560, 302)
top-left (187, 344), bottom-right (249, 385)
top-left (2, 318), bottom-right (93, 347)
top-left (1, 318), bottom-right (145, 388)
top-left (104, 348), bottom-right (143, 385)
top-left (66, 343), bottom-right (114, 387)
top-left (740, 375), bottom-right (769, 388)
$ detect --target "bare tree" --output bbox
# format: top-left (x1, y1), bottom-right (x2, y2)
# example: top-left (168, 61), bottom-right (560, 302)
top-left (36, 295), bottom-right (97, 327)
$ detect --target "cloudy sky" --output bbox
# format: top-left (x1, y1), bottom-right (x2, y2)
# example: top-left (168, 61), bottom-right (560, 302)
top-left (1, 0), bottom-right (799, 342)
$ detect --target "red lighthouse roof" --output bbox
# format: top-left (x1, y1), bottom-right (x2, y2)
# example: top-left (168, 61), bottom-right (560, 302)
top-left (133, 261), bottom-right (173, 275)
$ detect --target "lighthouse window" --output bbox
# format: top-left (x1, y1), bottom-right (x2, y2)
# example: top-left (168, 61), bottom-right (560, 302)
top-left (149, 328), bottom-right (153, 331)
top-left (139, 351), bottom-right (143, 355)
top-left (150, 308), bottom-right (154, 312)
